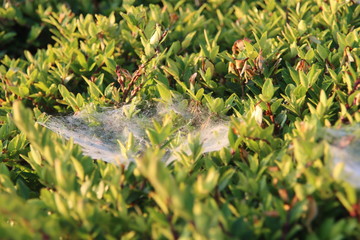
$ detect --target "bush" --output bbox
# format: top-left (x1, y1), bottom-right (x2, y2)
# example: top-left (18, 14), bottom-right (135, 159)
top-left (0, 0), bottom-right (359, 239)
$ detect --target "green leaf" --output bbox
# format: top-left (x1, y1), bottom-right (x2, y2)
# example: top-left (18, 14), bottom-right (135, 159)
top-left (317, 44), bottom-right (329, 60)
top-left (156, 81), bottom-right (172, 103)
top-left (261, 78), bottom-right (275, 102)
top-left (105, 40), bottom-right (115, 57)
top-left (298, 20), bottom-right (307, 35)
top-left (182, 31), bottom-right (196, 49)
top-left (304, 49), bottom-right (315, 62)
top-left (58, 85), bottom-right (80, 111)
top-left (76, 51), bottom-right (88, 69)
top-left (83, 76), bottom-right (103, 99)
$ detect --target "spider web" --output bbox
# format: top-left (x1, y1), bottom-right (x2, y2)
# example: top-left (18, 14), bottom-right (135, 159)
top-left (40, 101), bottom-right (230, 164)
top-left (327, 125), bottom-right (360, 188)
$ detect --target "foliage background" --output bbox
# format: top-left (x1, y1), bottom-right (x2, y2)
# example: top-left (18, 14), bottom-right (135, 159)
top-left (0, 0), bottom-right (359, 239)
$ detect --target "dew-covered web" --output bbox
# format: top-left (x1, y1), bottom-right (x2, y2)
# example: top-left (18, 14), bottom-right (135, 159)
top-left (40, 101), bottom-right (360, 187)
top-left (40, 101), bottom-right (230, 165)
top-left (326, 125), bottom-right (360, 188)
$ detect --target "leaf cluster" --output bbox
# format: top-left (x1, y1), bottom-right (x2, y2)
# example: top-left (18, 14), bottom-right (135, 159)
top-left (0, 0), bottom-right (360, 239)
